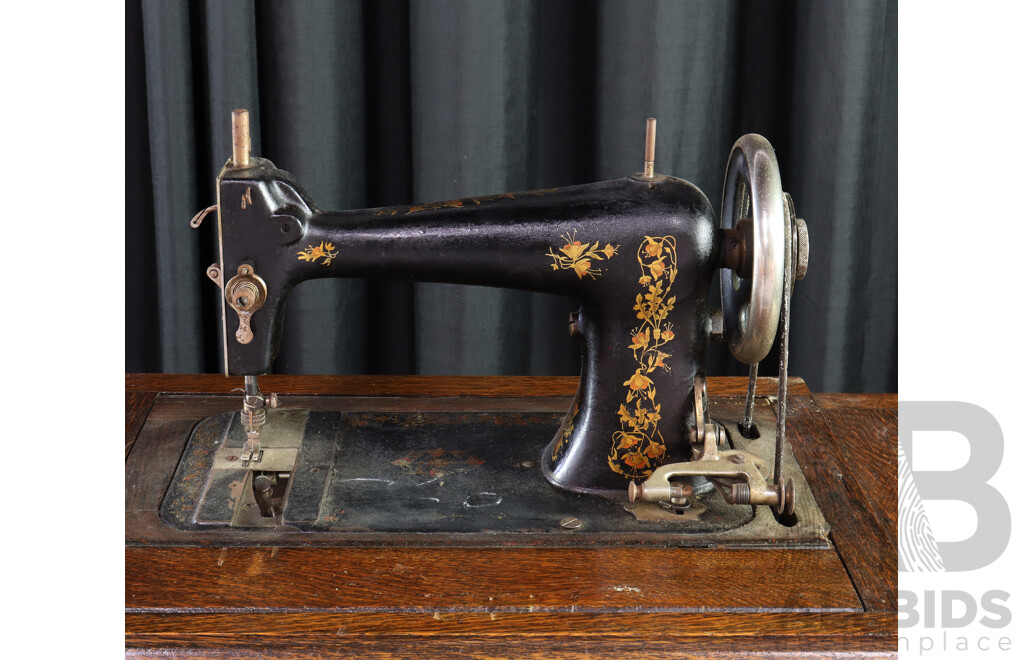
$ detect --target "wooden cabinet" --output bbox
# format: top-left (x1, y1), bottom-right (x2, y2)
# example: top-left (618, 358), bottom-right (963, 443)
top-left (126, 374), bottom-right (896, 658)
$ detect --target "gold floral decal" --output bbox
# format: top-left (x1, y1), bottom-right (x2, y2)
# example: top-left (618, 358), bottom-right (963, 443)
top-left (608, 236), bottom-right (678, 479)
top-left (297, 241), bottom-right (338, 266)
top-left (546, 231), bottom-right (619, 280)
top-left (551, 403), bottom-right (580, 461)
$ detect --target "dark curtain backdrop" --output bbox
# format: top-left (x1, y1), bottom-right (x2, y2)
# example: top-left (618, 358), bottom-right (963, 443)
top-left (126, 0), bottom-right (897, 393)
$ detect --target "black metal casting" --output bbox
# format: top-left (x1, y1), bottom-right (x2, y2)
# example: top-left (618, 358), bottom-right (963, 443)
top-left (216, 158), bottom-right (720, 495)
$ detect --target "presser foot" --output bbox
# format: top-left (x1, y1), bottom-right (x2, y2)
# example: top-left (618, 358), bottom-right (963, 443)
top-left (239, 428), bottom-right (263, 465)
top-left (238, 377), bottom-right (278, 466)
top-left (239, 444), bottom-right (263, 466)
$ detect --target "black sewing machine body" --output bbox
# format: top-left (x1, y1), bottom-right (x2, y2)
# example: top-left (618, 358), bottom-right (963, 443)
top-left (217, 159), bottom-right (717, 494)
top-left (163, 114), bottom-right (823, 544)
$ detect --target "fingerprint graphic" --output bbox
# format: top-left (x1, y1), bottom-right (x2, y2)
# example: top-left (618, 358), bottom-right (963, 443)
top-left (898, 437), bottom-right (945, 572)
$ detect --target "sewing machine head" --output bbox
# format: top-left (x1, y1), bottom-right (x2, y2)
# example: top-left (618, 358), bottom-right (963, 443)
top-left (181, 110), bottom-right (811, 533)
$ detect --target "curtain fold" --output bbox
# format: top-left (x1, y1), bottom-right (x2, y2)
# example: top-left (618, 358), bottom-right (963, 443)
top-left (784, 0), bottom-right (898, 392)
top-left (140, 0), bottom-right (204, 372)
top-left (256, 1), bottom-right (370, 374)
top-left (409, 0), bottom-right (540, 375)
top-left (128, 0), bottom-right (897, 392)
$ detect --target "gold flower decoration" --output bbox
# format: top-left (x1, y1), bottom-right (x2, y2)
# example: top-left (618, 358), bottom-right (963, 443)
top-left (608, 235), bottom-right (678, 479)
top-left (546, 231), bottom-right (619, 279)
top-left (297, 241), bottom-right (338, 266)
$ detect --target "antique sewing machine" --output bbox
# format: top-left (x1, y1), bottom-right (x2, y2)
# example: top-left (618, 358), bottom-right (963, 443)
top-left (126, 105), bottom-right (899, 656)
top-left (160, 110), bottom-right (824, 545)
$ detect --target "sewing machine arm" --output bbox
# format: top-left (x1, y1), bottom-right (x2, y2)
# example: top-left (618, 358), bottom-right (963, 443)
top-left (207, 156), bottom-right (718, 494)
top-left (190, 112), bottom-right (807, 502)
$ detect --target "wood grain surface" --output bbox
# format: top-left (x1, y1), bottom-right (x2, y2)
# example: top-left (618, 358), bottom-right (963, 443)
top-left (779, 395), bottom-right (897, 612)
top-left (125, 636), bottom-right (894, 659)
top-left (125, 636), bottom-right (894, 660)
top-left (125, 391), bottom-right (156, 457)
top-left (125, 612), bottom-right (894, 658)
top-left (124, 374), bottom-right (896, 658)
top-left (815, 392), bottom-right (897, 411)
top-left (126, 546), bottom-right (860, 611)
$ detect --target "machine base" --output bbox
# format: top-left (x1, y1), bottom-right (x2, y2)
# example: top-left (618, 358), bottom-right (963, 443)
top-left (160, 400), bottom-right (829, 547)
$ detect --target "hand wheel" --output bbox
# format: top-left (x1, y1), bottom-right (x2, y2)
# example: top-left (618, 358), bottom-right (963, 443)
top-left (719, 134), bottom-right (786, 365)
